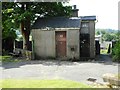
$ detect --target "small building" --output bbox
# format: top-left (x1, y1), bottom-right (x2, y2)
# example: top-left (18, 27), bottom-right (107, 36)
top-left (32, 17), bottom-right (81, 60)
top-left (32, 6), bottom-right (96, 60)
top-left (80, 16), bottom-right (96, 58)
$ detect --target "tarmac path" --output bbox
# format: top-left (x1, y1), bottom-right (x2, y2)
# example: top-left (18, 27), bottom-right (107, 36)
top-left (1, 54), bottom-right (119, 84)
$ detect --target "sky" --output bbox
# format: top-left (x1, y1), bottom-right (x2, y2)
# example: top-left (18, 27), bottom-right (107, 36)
top-left (66, 0), bottom-right (119, 30)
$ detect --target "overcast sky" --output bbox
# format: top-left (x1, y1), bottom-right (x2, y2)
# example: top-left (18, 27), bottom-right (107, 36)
top-left (67, 0), bottom-right (119, 30)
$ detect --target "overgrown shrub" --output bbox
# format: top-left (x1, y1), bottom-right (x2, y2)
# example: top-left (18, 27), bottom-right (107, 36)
top-left (112, 41), bottom-right (120, 62)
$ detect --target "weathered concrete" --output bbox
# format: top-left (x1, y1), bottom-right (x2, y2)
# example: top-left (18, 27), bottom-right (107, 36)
top-left (67, 29), bottom-right (80, 59)
top-left (89, 21), bottom-right (95, 58)
top-left (32, 30), bottom-right (55, 59)
top-left (32, 17), bottom-right (96, 60)
top-left (80, 21), bottom-right (95, 58)
top-left (80, 22), bottom-right (89, 34)
top-left (32, 28), bottom-right (80, 60)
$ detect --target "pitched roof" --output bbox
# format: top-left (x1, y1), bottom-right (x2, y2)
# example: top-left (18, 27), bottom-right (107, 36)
top-left (32, 16), bottom-right (96, 29)
top-left (32, 17), bottom-right (81, 29)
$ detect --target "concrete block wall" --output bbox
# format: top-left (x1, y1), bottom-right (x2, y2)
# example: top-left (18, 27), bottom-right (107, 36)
top-left (32, 28), bottom-right (80, 60)
top-left (67, 29), bottom-right (80, 59)
top-left (89, 21), bottom-right (95, 58)
top-left (80, 21), bottom-right (95, 58)
top-left (32, 30), bottom-right (55, 59)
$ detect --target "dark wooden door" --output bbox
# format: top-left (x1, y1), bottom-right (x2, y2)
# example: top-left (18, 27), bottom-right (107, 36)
top-left (56, 31), bottom-right (66, 57)
top-left (80, 34), bottom-right (90, 57)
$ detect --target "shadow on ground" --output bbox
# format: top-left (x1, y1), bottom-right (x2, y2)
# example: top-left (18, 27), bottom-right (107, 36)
top-left (2, 54), bottom-right (118, 69)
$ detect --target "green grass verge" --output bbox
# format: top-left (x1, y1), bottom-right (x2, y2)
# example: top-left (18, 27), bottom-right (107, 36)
top-left (0, 56), bottom-right (22, 62)
top-left (0, 79), bottom-right (92, 88)
top-left (100, 49), bottom-right (108, 54)
top-left (115, 73), bottom-right (120, 79)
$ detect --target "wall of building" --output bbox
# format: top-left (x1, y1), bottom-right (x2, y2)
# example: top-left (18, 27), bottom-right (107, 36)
top-left (80, 21), bottom-right (95, 58)
top-left (67, 29), bottom-right (80, 59)
top-left (89, 21), bottom-right (95, 58)
top-left (80, 22), bottom-right (89, 34)
top-left (32, 30), bottom-right (55, 59)
top-left (32, 28), bottom-right (80, 60)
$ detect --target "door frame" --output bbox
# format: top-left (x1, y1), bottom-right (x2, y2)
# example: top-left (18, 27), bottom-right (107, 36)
top-left (55, 31), bottom-right (67, 58)
top-left (80, 33), bottom-right (90, 57)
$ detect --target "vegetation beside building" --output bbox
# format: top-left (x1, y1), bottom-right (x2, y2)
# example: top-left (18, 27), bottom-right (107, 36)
top-left (112, 41), bottom-right (120, 62)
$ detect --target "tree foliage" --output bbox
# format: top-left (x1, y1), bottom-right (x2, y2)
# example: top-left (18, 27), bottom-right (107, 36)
top-left (112, 41), bottom-right (120, 62)
top-left (103, 33), bottom-right (118, 41)
top-left (96, 31), bottom-right (100, 35)
top-left (95, 29), bottom-right (119, 41)
top-left (2, 2), bottom-right (72, 50)
top-left (2, 3), bottom-right (17, 40)
top-left (112, 30), bottom-right (120, 62)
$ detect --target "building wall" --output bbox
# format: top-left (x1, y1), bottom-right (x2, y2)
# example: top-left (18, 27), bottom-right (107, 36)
top-left (80, 22), bottom-right (89, 34)
top-left (89, 21), bottom-right (95, 58)
top-left (67, 29), bottom-right (80, 59)
top-left (32, 28), bottom-right (80, 60)
top-left (80, 21), bottom-right (95, 58)
top-left (32, 30), bottom-right (55, 59)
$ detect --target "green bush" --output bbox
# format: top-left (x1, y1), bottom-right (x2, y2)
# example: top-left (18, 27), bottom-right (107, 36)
top-left (112, 41), bottom-right (120, 62)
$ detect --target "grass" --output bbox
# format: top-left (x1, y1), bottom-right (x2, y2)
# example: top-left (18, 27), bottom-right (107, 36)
top-left (0, 55), bottom-right (22, 63)
top-left (0, 79), bottom-right (92, 88)
top-left (100, 49), bottom-right (108, 54)
top-left (115, 73), bottom-right (120, 79)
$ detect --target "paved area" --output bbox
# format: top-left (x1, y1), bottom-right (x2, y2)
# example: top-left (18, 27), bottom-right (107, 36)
top-left (0, 54), bottom-right (119, 84)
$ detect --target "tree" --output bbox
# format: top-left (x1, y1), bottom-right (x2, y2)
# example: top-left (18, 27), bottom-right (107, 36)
top-left (96, 31), bottom-right (100, 35)
top-left (112, 41), bottom-right (120, 62)
top-left (103, 33), bottom-right (114, 41)
top-left (0, 2), bottom-right (2, 55)
top-left (116, 30), bottom-right (120, 41)
top-left (112, 30), bottom-right (120, 62)
top-left (2, 2), bottom-right (72, 50)
top-left (99, 30), bottom-right (106, 42)
top-left (2, 3), bottom-right (17, 53)
top-left (100, 30), bottom-right (106, 35)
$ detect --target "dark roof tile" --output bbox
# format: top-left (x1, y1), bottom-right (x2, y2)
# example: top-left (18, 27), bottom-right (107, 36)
top-left (80, 16), bottom-right (96, 21)
top-left (32, 17), bottom-right (81, 29)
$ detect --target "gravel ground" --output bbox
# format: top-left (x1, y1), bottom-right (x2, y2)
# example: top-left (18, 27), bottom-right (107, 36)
top-left (1, 54), bottom-right (119, 84)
